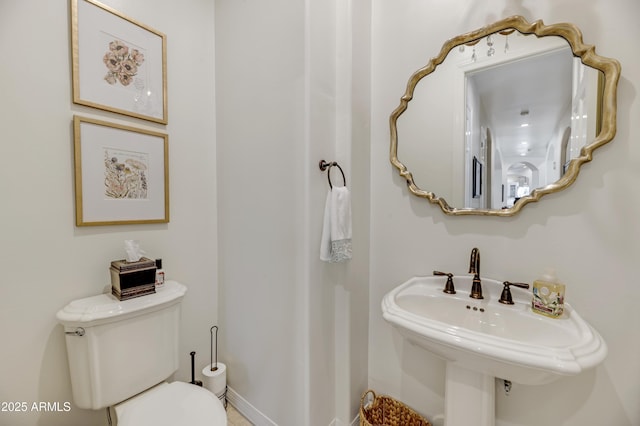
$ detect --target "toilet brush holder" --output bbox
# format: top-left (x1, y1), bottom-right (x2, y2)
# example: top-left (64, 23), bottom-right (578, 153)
top-left (189, 351), bottom-right (203, 387)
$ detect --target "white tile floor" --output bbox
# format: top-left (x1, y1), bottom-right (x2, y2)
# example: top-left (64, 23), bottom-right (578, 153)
top-left (227, 404), bottom-right (253, 426)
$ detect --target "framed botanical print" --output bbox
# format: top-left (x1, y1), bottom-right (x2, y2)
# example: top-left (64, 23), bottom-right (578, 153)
top-left (73, 116), bottom-right (169, 226)
top-left (71, 0), bottom-right (168, 124)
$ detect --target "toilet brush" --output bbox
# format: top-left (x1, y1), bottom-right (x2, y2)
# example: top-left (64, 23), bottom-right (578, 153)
top-left (189, 351), bottom-right (203, 386)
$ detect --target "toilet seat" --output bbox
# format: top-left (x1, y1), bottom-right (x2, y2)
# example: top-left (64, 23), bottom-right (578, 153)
top-left (115, 381), bottom-right (227, 426)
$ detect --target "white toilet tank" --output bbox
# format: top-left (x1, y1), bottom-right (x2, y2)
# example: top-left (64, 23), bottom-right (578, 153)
top-left (56, 281), bottom-right (187, 410)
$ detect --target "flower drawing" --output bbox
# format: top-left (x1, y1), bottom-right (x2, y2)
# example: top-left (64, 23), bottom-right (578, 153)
top-left (104, 151), bottom-right (148, 199)
top-left (103, 39), bottom-right (145, 87)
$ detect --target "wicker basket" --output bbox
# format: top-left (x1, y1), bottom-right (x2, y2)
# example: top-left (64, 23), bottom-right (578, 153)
top-left (359, 389), bottom-right (431, 426)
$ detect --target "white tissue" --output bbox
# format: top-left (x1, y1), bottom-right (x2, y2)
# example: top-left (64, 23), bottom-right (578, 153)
top-left (124, 240), bottom-right (145, 262)
top-left (202, 363), bottom-right (227, 397)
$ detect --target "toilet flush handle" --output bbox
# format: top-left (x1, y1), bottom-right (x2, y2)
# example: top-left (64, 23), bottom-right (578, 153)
top-left (65, 327), bottom-right (85, 337)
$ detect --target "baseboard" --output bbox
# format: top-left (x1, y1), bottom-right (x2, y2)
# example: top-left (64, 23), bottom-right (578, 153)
top-left (226, 386), bottom-right (278, 426)
top-left (328, 413), bottom-right (360, 426)
top-left (227, 387), bottom-right (360, 426)
top-left (350, 414), bottom-right (360, 426)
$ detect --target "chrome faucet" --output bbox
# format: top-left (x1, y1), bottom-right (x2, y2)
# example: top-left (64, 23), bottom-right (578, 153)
top-left (468, 248), bottom-right (483, 299)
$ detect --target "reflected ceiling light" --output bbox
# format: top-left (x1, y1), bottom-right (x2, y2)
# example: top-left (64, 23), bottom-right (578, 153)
top-left (487, 35), bottom-right (495, 57)
top-left (500, 29), bottom-right (515, 53)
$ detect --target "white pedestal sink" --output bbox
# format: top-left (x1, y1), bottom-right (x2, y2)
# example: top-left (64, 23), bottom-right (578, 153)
top-left (382, 275), bottom-right (607, 426)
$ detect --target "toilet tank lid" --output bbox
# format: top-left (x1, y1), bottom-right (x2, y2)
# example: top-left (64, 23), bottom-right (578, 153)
top-left (56, 281), bottom-right (187, 326)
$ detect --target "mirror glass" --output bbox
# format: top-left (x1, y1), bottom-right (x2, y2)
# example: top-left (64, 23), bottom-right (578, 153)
top-left (390, 16), bottom-right (620, 216)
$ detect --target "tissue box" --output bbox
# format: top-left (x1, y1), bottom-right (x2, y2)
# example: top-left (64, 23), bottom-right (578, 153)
top-left (110, 257), bottom-right (157, 300)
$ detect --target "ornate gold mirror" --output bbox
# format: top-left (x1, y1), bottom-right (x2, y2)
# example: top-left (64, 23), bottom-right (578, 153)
top-left (390, 16), bottom-right (620, 216)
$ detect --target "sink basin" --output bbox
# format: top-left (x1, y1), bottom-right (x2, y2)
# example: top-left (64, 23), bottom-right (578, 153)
top-left (382, 275), bottom-right (607, 386)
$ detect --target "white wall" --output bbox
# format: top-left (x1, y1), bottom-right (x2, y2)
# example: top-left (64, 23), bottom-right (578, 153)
top-left (370, 1), bottom-right (639, 425)
top-left (215, 0), bottom-right (370, 425)
top-left (0, 1), bottom-right (217, 425)
top-left (215, 0), bottom-right (312, 423)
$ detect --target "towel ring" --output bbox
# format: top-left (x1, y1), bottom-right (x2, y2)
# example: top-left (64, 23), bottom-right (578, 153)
top-left (319, 160), bottom-right (346, 189)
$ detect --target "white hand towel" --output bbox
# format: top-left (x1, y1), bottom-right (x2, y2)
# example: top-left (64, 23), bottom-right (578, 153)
top-left (320, 186), bottom-right (352, 263)
top-left (320, 190), bottom-right (333, 262)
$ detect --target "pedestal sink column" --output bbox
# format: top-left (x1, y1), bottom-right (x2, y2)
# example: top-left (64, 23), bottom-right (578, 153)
top-left (444, 363), bottom-right (495, 426)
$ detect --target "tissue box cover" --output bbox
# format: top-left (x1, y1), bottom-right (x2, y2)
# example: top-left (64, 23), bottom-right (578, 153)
top-left (110, 257), bottom-right (156, 300)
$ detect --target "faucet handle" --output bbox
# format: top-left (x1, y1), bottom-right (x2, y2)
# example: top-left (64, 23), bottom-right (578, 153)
top-left (499, 281), bottom-right (530, 305)
top-left (433, 271), bottom-right (456, 294)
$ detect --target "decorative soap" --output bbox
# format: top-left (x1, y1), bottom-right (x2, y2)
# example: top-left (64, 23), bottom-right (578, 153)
top-left (531, 269), bottom-right (565, 318)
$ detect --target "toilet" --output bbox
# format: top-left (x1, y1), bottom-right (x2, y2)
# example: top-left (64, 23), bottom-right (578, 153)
top-left (56, 281), bottom-right (227, 426)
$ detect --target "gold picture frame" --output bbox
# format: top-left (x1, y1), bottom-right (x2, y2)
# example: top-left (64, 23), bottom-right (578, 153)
top-left (71, 0), bottom-right (168, 124)
top-left (73, 116), bottom-right (169, 226)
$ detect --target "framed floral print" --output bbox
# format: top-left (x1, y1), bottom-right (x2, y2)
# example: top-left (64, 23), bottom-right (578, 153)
top-left (71, 0), bottom-right (168, 124)
top-left (73, 116), bottom-right (169, 226)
